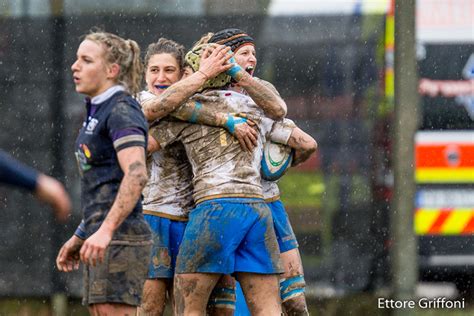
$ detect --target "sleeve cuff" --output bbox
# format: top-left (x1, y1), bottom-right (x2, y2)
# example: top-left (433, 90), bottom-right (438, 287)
top-left (74, 220), bottom-right (87, 240)
top-left (113, 134), bottom-right (146, 151)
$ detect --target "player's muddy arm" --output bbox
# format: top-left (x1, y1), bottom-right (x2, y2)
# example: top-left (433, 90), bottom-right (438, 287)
top-left (142, 45), bottom-right (232, 122)
top-left (171, 100), bottom-right (258, 151)
top-left (226, 64), bottom-right (287, 119)
top-left (141, 72), bottom-right (208, 122)
top-left (240, 76), bottom-right (287, 120)
top-left (171, 100), bottom-right (246, 133)
top-left (287, 127), bottom-right (317, 166)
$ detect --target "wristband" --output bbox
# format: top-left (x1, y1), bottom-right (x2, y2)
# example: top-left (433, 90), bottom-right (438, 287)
top-left (224, 115), bottom-right (247, 134)
top-left (226, 56), bottom-right (244, 80)
top-left (190, 101), bottom-right (203, 123)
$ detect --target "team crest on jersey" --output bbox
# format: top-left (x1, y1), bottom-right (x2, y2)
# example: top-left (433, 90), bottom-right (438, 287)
top-left (152, 247), bottom-right (171, 269)
top-left (75, 144), bottom-right (92, 176)
top-left (85, 118), bottom-right (99, 134)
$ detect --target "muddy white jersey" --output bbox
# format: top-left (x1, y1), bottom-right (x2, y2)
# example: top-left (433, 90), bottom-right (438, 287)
top-left (150, 91), bottom-right (263, 204)
top-left (137, 90), bottom-right (155, 104)
top-left (150, 90), bottom-right (295, 204)
top-left (206, 91), bottom-right (296, 202)
top-left (138, 90), bottom-right (194, 220)
top-left (219, 80), bottom-right (296, 201)
top-left (142, 141), bottom-right (194, 220)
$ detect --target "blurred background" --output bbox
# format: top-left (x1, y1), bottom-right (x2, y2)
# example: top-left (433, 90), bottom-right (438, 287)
top-left (0, 0), bottom-right (473, 315)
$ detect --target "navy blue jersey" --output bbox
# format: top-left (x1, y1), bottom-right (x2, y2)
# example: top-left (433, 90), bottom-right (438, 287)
top-left (75, 89), bottom-right (150, 241)
top-left (0, 150), bottom-right (38, 191)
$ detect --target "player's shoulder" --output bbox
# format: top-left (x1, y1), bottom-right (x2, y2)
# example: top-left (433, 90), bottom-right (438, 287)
top-left (112, 93), bottom-right (143, 115)
top-left (106, 93), bottom-right (146, 129)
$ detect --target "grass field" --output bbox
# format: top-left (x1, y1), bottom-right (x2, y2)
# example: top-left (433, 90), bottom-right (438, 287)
top-left (1, 294), bottom-right (473, 315)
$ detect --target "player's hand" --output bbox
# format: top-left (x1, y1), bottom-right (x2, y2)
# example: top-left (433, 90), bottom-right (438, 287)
top-left (225, 54), bottom-right (245, 82)
top-left (234, 123), bottom-right (258, 151)
top-left (228, 114), bottom-right (257, 151)
top-left (198, 44), bottom-right (233, 79)
top-left (79, 226), bottom-right (113, 267)
top-left (35, 174), bottom-right (71, 223)
top-left (56, 235), bottom-right (84, 272)
top-left (147, 135), bottom-right (161, 154)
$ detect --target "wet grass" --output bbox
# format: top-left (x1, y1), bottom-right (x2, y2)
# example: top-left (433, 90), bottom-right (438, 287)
top-left (0, 298), bottom-right (87, 316)
top-left (0, 294), bottom-right (473, 315)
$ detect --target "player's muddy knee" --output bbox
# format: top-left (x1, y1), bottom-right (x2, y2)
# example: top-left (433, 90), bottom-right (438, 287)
top-left (138, 282), bottom-right (167, 315)
top-left (139, 297), bottom-right (166, 315)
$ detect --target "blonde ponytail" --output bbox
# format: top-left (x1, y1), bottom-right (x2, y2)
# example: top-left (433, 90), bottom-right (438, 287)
top-left (124, 39), bottom-right (143, 96)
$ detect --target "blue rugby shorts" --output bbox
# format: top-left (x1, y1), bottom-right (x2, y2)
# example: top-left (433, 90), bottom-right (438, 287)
top-left (175, 198), bottom-right (282, 275)
top-left (268, 199), bottom-right (299, 253)
top-left (144, 214), bottom-right (187, 278)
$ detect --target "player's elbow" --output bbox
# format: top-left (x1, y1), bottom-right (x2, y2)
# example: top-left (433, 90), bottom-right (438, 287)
top-left (268, 100), bottom-right (287, 120)
top-left (299, 138), bottom-right (317, 158)
top-left (128, 163), bottom-right (148, 188)
top-left (276, 99), bottom-right (288, 118)
top-left (135, 169), bottom-right (148, 189)
top-left (307, 138), bottom-right (318, 154)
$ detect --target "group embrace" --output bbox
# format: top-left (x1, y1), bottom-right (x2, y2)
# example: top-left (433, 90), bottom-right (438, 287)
top-left (56, 28), bottom-right (317, 316)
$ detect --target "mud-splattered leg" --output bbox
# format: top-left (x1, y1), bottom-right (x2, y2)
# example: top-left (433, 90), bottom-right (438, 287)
top-left (138, 279), bottom-right (170, 316)
top-left (174, 273), bottom-right (221, 316)
top-left (280, 248), bottom-right (309, 316)
top-left (236, 272), bottom-right (282, 315)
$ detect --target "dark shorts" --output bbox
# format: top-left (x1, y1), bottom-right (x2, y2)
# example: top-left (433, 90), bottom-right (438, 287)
top-left (82, 239), bottom-right (152, 306)
top-left (144, 214), bottom-right (187, 278)
top-left (268, 200), bottom-right (299, 252)
top-left (175, 198), bottom-right (282, 275)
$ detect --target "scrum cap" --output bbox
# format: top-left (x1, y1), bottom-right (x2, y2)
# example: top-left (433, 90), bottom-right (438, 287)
top-left (208, 28), bottom-right (254, 52)
top-left (185, 43), bottom-right (231, 90)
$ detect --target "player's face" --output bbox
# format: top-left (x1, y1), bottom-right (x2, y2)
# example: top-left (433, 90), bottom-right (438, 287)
top-left (71, 40), bottom-right (113, 97)
top-left (182, 65), bottom-right (194, 79)
top-left (145, 53), bottom-right (182, 96)
top-left (234, 45), bottom-right (257, 76)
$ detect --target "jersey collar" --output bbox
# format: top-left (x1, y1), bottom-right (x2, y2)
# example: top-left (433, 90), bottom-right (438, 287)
top-left (91, 85), bottom-right (125, 105)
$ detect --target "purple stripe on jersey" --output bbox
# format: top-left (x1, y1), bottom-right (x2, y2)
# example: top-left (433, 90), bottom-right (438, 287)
top-left (90, 104), bottom-right (98, 117)
top-left (85, 98), bottom-right (98, 120)
top-left (111, 127), bottom-right (144, 142)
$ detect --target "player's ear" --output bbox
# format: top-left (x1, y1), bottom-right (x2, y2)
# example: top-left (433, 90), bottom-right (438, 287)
top-left (107, 63), bottom-right (120, 80)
